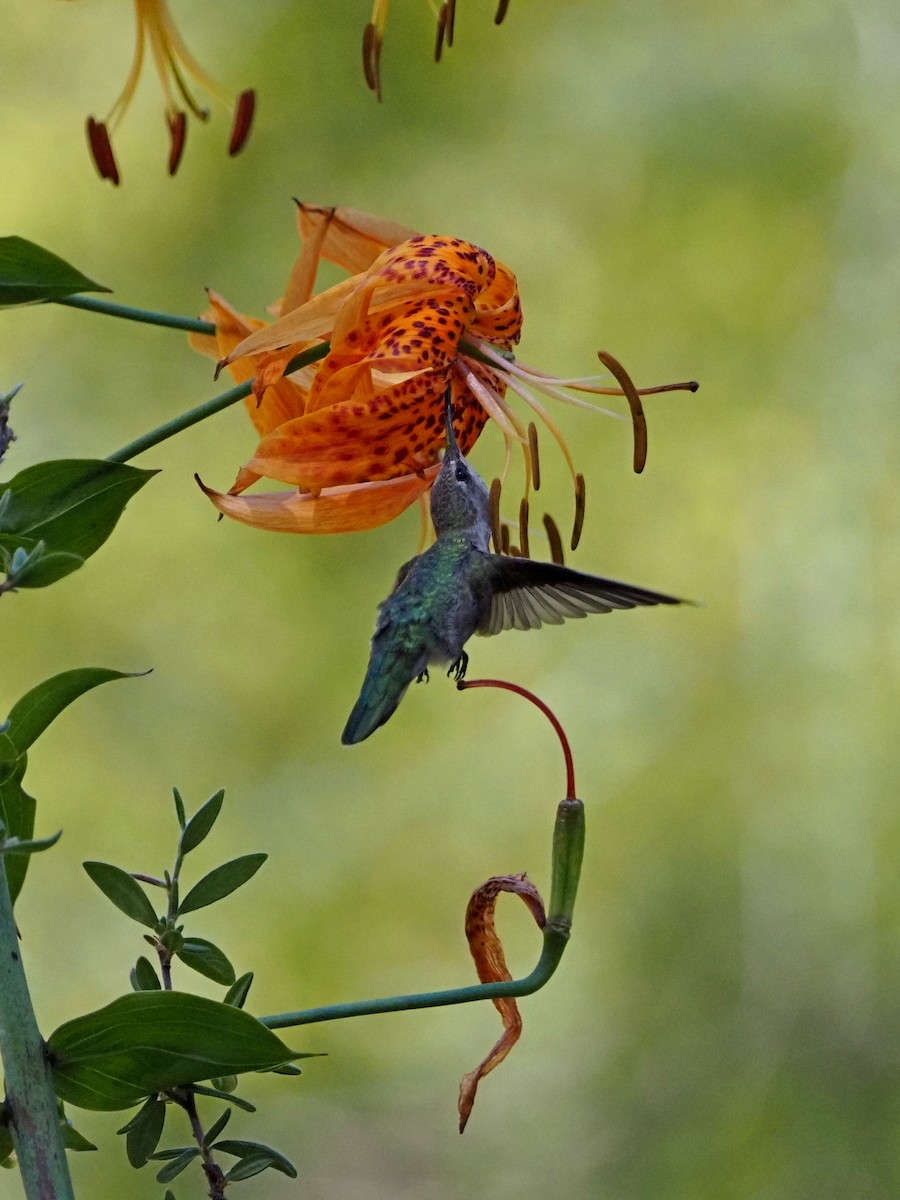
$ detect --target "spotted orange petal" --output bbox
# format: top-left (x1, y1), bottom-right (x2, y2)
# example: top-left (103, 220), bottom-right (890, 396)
top-left (196, 467), bottom-right (437, 534)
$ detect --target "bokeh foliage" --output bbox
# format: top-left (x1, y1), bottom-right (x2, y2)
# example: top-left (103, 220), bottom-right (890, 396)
top-left (2, 0), bottom-right (899, 1196)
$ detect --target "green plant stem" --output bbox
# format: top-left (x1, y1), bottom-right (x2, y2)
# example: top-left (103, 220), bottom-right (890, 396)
top-left (56, 295), bottom-right (215, 335)
top-left (260, 915), bottom-right (571, 1031)
top-left (0, 859), bottom-right (74, 1200)
top-left (105, 342), bottom-right (330, 465)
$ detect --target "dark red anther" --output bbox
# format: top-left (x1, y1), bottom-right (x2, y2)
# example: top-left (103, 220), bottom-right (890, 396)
top-left (435, 0), bottom-right (456, 60)
top-left (228, 88), bottom-right (256, 156)
top-left (86, 117), bottom-right (120, 186)
top-left (362, 23), bottom-right (382, 100)
top-left (167, 110), bottom-right (187, 175)
top-left (495, 0), bottom-right (510, 24)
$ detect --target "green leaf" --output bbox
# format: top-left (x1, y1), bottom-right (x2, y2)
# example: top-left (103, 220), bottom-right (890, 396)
top-left (174, 938), bottom-right (235, 986)
top-left (192, 1083), bottom-right (254, 1112)
top-left (0, 237), bottom-right (110, 306)
top-left (265, 1062), bottom-right (304, 1076)
top-left (178, 854), bottom-right (267, 915)
top-left (122, 1096), bottom-right (166, 1168)
top-left (0, 830), bottom-right (62, 856)
top-left (179, 788), bottom-right (225, 854)
top-left (202, 1107), bottom-right (231, 1148)
top-left (0, 459), bottom-right (156, 589)
top-left (172, 788), bottom-right (186, 830)
top-left (83, 862), bottom-right (159, 928)
top-left (0, 667), bottom-right (138, 765)
top-left (0, 762), bottom-right (34, 904)
top-left (48, 991), bottom-right (299, 1111)
top-left (0, 1123), bottom-right (13, 1165)
top-left (130, 956), bottom-right (161, 992)
top-left (215, 1139), bottom-right (297, 1181)
top-left (155, 1147), bottom-right (200, 1184)
top-left (61, 1122), bottom-right (97, 1152)
top-left (223, 972), bottom-right (253, 1009)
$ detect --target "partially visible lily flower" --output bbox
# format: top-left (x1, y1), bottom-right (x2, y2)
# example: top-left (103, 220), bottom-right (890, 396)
top-left (192, 204), bottom-right (696, 539)
top-left (363, 0), bottom-right (511, 100)
top-left (84, 0), bottom-right (255, 184)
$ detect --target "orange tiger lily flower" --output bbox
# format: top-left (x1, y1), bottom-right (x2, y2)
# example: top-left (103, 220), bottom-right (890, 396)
top-left (192, 204), bottom-right (697, 538)
top-left (83, 0), bottom-right (254, 185)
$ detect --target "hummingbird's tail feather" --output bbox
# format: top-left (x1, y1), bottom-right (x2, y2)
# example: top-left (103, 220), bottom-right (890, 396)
top-left (341, 642), bottom-right (429, 745)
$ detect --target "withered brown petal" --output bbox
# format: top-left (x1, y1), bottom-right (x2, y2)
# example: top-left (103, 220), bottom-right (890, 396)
top-left (458, 873), bottom-right (546, 1133)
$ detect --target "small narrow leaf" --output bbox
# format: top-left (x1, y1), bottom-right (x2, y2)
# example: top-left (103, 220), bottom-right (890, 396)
top-left (0, 237), bottom-right (110, 306)
top-left (83, 862), bottom-right (159, 928)
top-left (49, 991), bottom-right (299, 1111)
top-left (223, 972), bottom-right (253, 1009)
top-left (192, 1084), bottom-right (254, 1112)
top-left (202, 1107), bottom-right (231, 1147)
top-left (177, 854), bottom-right (267, 915)
top-left (0, 761), bottom-right (34, 904)
top-left (130, 956), bottom-right (161, 992)
top-left (179, 788), bottom-right (224, 854)
top-left (0, 830), bottom-right (62, 856)
top-left (215, 1139), bottom-right (297, 1180)
top-left (61, 1123), bottom-right (97, 1152)
top-left (124, 1096), bottom-right (166, 1168)
top-left (264, 1063), bottom-right (303, 1076)
top-left (172, 788), bottom-right (186, 830)
top-left (174, 937), bottom-right (236, 985)
top-left (155, 1147), bottom-right (200, 1184)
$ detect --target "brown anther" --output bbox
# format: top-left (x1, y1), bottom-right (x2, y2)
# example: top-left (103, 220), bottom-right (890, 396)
top-left (86, 117), bottom-right (120, 186)
top-left (571, 473), bottom-right (586, 552)
top-left (500, 524), bottom-right (511, 556)
top-left (518, 498), bottom-right (530, 558)
top-left (228, 89), bottom-right (256, 156)
top-left (167, 110), bottom-right (187, 176)
top-left (597, 349), bottom-right (647, 474)
top-left (495, 0), bottom-right (510, 24)
top-left (435, 0), bottom-right (456, 60)
top-left (542, 514), bottom-right (565, 565)
top-left (489, 478), bottom-right (503, 555)
top-left (507, 545), bottom-right (521, 557)
top-left (362, 23), bottom-right (383, 99)
top-left (527, 422), bottom-right (541, 491)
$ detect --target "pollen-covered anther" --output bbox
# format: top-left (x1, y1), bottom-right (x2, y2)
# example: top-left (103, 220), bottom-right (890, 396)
top-left (489, 478), bottom-right (503, 555)
top-left (435, 0), bottom-right (457, 61)
top-left (542, 513), bottom-right (565, 565)
top-left (597, 349), bottom-right (647, 474)
top-left (86, 117), bottom-right (120, 185)
top-left (571, 473), bottom-right (586, 552)
top-left (518, 497), bottom-right (530, 558)
top-left (362, 22), bottom-right (383, 99)
top-left (228, 89), bottom-right (256, 156)
top-left (167, 110), bottom-right (187, 175)
top-left (527, 422), bottom-right (541, 491)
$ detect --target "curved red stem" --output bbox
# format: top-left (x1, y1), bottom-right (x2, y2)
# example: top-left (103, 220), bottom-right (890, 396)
top-left (458, 678), bottom-right (576, 800)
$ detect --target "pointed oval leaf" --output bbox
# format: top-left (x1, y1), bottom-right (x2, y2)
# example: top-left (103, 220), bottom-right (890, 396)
top-left (215, 1139), bottom-right (298, 1180)
top-left (223, 972), bottom-right (253, 1009)
top-left (0, 763), bottom-right (34, 904)
top-left (193, 1083), bottom-right (254, 1112)
top-left (0, 237), bottom-right (110, 306)
top-left (174, 938), bottom-right (236, 986)
top-left (125, 1096), bottom-right (166, 1168)
top-left (1, 667), bottom-right (138, 764)
top-left (61, 1122), bottom-right (98, 1152)
top-left (0, 460), bottom-right (156, 591)
top-left (177, 854), bottom-right (267, 915)
top-left (155, 1147), bottom-right (200, 1184)
top-left (179, 789), bottom-right (225, 855)
top-left (202, 1107), bottom-right (231, 1148)
top-left (48, 991), bottom-right (299, 1111)
top-left (1, 830), bottom-right (62, 856)
top-left (130, 956), bottom-right (162, 991)
top-left (172, 788), bottom-right (186, 830)
top-left (83, 862), bottom-right (159, 928)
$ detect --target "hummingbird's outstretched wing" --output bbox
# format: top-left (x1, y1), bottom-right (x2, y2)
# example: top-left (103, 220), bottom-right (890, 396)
top-left (474, 555), bottom-right (686, 635)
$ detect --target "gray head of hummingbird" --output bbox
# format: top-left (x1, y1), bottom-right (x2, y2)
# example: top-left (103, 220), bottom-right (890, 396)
top-left (429, 388), bottom-right (492, 549)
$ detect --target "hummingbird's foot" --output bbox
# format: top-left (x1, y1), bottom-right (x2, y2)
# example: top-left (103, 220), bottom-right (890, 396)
top-left (416, 667), bottom-right (430, 684)
top-left (447, 651), bottom-right (469, 682)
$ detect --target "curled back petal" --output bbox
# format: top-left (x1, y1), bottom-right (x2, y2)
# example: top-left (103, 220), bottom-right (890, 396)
top-left (296, 203), bottom-right (419, 275)
top-left (195, 468), bottom-right (437, 534)
top-left (458, 873), bottom-right (546, 1134)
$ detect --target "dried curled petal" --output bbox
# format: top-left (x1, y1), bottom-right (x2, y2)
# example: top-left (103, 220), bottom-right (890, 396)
top-left (458, 873), bottom-right (546, 1133)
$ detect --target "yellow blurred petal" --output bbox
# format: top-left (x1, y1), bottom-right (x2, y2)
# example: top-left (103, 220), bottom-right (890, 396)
top-left (196, 467), bottom-right (437, 534)
top-left (296, 203), bottom-right (419, 274)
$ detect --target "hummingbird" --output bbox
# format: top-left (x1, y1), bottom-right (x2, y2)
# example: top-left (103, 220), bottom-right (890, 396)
top-left (342, 392), bottom-right (686, 744)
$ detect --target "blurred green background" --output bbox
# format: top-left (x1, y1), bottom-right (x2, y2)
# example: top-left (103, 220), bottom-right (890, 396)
top-left (3, 0), bottom-right (899, 1196)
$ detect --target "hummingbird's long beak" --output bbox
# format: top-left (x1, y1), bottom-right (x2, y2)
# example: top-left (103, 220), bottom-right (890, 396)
top-left (443, 387), bottom-right (462, 461)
